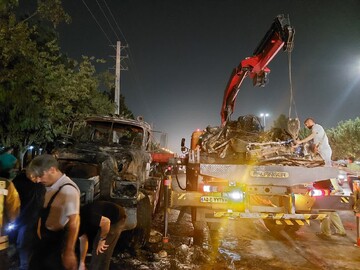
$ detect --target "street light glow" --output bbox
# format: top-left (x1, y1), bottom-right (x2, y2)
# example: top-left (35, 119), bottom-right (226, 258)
top-left (260, 113), bottom-right (269, 129)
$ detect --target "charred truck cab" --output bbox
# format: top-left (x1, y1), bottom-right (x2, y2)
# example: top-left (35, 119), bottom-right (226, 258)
top-left (54, 115), bottom-right (162, 248)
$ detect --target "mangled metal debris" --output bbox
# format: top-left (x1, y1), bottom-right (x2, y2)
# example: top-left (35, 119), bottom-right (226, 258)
top-left (197, 114), bottom-right (323, 167)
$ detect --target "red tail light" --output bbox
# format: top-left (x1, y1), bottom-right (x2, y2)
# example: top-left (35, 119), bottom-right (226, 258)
top-left (310, 189), bottom-right (331, 197)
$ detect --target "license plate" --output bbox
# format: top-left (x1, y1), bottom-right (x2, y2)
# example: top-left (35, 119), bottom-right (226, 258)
top-left (250, 170), bottom-right (289, 178)
top-left (200, 196), bottom-right (228, 203)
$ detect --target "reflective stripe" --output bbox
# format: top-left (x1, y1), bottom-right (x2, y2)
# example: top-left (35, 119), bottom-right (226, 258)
top-left (0, 180), bottom-right (8, 229)
top-left (272, 219), bottom-right (309, 226)
top-left (284, 219), bottom-right (293, 225)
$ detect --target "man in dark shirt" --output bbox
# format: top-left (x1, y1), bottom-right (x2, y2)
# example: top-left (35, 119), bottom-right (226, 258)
top-left (12, 170), bottom-right (46, 270)
top-left (78, 201), bottom-right (126, 270)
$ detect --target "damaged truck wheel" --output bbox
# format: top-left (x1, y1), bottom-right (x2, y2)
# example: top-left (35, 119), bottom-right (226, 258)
top-left (131, 195), bottom-right (152, 249)
top-left (263, 219), bottom-right (285, 234)
top-left (117, 195), bottom-right (152, 252)
top-left (193, 221), bottom-right (210, 247)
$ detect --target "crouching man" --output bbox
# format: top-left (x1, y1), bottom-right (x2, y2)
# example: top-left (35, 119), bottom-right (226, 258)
top-left (78, 201), bottom-right (126, 270)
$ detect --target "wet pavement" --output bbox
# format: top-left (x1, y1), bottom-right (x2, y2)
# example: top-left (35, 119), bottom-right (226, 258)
top-left (110, 208), bottom-right (360, 270)
top-left (109, 172), bottom-right (360, 270)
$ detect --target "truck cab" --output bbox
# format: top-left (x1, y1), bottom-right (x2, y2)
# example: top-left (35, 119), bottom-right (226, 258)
top-left (53, 115), bottom-right (162, 249)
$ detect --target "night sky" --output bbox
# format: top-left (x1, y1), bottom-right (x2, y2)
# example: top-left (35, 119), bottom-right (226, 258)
top-left (21, 0), bottom-right (360, 154)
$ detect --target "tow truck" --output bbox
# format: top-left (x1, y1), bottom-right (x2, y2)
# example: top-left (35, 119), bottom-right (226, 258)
top-left (163, 14), bottom-right (360, 245)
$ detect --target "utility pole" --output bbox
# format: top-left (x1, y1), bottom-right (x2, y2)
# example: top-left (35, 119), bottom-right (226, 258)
top-left (112, 41), bottom-right (128, 115)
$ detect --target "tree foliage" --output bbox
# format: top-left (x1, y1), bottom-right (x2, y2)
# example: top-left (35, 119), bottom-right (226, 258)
top-left (272, 114), bottom-right (289, 130)
top-left (97, 71), bottom-right (134, 119)
top-left (327, 117), bottom-right (360, 160)
top-left (0, 2), bottom-right (120, 151)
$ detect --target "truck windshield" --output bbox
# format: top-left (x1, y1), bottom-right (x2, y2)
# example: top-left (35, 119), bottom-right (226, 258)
top-left (88, 121), bottom-right (144, 148)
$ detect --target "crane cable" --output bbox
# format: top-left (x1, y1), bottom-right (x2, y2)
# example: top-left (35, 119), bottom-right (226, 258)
top-left (287, 51), bottom-right (298, 119)
top-left (287, 51), bottom-right (301, 139)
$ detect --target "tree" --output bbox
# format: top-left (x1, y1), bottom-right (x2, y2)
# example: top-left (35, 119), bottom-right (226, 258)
top-left (97, 71), bottom-right (134, 119)
top-left (271, 114), bottom-right (289, 130)
top-left (120, 94), bottom-right (134, 119)
top-left (327, 118), bottom-right (360, 160)
top-left (0, 2), bottom-right (116, 151)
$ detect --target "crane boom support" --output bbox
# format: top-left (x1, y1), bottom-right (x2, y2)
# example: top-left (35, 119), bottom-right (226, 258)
top-left (221, 14), bottom-right (295, 125)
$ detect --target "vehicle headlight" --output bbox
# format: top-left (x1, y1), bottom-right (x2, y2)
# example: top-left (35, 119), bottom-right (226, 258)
top-left (203, 185), bottom-right (211, 193)
top-left (228, 189), bottom-right (245, 202)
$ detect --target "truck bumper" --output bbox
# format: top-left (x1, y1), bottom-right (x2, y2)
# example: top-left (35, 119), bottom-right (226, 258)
top-left (170, 191), bottom-right (329, 224)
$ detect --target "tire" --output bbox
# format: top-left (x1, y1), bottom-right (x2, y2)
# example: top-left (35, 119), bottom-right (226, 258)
top-left (208, 222), bottom-right (223, 249)
top-left (284, 223), bottom-right (301, 234)
top-left (264, 219), bottom-right (285, 234)
top-left (116, 195), bottom-right (152, 252)
top-left (193, 221), bottom-right (209, 246)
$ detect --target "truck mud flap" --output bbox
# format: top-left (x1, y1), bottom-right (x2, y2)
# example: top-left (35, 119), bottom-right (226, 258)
top-left (311, 195), bottom-right (355, 211)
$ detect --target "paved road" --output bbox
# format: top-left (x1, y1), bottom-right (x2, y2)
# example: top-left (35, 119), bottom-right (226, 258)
top-left (169, 171), bottom-right (360, 270)
top-left (111, 170), bottom-right (360, 269)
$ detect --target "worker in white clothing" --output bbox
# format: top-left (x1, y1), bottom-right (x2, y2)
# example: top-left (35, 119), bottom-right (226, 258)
top-left (294, 117), bottom-right (346, 239)
top-left (294, 117), bottom-right (342, 193)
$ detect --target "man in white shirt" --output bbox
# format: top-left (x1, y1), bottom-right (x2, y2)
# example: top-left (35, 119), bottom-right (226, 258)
top-left (295, 117), bottom-right (342, 192)
top-left (27, 154), bottom-right (80, 270)
top-left (295, 118), bottom-right (346, 238)
top-left (295, 117), bottom-right (332, 166)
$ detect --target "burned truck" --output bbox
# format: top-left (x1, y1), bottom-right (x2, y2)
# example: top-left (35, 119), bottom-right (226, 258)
top-left (53, 115), bottom-right (164, 248)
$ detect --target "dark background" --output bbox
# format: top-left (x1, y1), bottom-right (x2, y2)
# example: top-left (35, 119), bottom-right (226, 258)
top-left (20, 0), bottom-right (360, 154)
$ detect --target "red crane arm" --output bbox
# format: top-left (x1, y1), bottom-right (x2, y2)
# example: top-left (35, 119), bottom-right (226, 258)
top-left (220, 14), bottom-right (295, 125)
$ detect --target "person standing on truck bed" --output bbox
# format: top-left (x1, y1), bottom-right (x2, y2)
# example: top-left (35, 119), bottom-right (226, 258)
top-left (294, 117), bottom-right (346, 239)
top-left (78, 200), bottom-right (126, 270)
top-left (294, 117), bottom-right (343, 193)
top-left (27, 154), bottom-right (80, 270)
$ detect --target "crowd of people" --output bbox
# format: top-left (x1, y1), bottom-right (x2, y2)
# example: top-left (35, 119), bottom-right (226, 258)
top-left (0, 152), bottom-right (126, 270)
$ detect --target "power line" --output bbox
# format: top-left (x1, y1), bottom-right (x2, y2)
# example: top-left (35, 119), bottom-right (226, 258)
top-left (101, 0), bottom-right (138, 73)
top-left (81, 0), bottom-right (114, 47)
top-left (81, 0), bottom-right (146, 112)
top-left (95, 0), bottom-right (121, 41)
top-left (101, 0), bottom-right (145, 103)
top-left (101, 0), bottom-right (129, 44)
